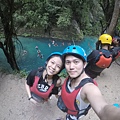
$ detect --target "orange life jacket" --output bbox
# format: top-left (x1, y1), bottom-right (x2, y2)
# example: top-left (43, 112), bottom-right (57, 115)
top-left (96, 52), bottom-right (112, 68)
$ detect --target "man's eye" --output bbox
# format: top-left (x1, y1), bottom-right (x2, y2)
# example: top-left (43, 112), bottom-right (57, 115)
top-left (65, 61), bottom-right (70, 64)
top-left (74, 61), bottom-right (79, 64)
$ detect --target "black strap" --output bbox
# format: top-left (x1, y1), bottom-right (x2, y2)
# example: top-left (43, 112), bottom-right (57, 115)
top-left (77, 104), bottom-right (91, 119)
top-left (52, 75), bottom-right (60, 86)
top-left (75, 78), bottom-right (93, 90)
top-left (74, 78), bottom-right (93, 118)
top-left (36, 67), bottom-right (44, 77)
top-left (36, 67), bottom-right (58, 86)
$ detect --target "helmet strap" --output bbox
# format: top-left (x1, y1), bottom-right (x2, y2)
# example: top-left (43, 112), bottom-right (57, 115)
top-left (70, 68), bottom-right (84, 81)
top-left (44, 69), bottom-right (49, 79)
top-left (45, 74), bottom-right (48, 79)
top-left (45, 69), bottom-right (53, 79)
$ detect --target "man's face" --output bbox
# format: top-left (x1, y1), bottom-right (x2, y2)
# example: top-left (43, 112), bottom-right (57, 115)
top-left (46, 56), bottom-right (62, 75)
top-left (65, 55), bottom-right (84, 78)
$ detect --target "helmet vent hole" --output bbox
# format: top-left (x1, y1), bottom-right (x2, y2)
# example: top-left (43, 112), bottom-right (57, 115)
top-left (73, 47), bottom-right (76, 49)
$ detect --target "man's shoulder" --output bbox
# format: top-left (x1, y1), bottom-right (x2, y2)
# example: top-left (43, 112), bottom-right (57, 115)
top-left (91, 49), bottom-right (99, 53)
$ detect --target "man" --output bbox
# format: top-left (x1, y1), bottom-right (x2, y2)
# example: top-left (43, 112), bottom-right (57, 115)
top-left (85, 34), bottom-right (120, 79)
top-left (57, 45), bottom-right (120, 120)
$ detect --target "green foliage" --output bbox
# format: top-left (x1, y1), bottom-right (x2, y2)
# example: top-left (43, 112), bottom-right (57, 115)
top-left (0, 68), bottom-right (27, 78)
top-left (21, 33), bottom-right (31, 37)
top-left (57, 8), bottom-right (72, 28)
top-left (19, 69), bottom-right (28, 78)
top-left (9, 69), bottom-right (27, 77)
top-left (59, 70), bottom-right (68, 78)
top-left (2, 0), bottom-right (120, 40)
top-left (13, 0), bottom-right (119, 37)
top-left (116, 17), bottom-right (120, 32)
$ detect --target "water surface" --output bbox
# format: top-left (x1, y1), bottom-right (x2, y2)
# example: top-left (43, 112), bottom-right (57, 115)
top-left (0, 36), bottom-right (97, 72)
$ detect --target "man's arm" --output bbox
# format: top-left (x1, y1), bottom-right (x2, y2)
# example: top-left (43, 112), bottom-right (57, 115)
top-left (99, 105), bottom-right (120, 120)
top-left (83, 83), bottom-right (120, 120)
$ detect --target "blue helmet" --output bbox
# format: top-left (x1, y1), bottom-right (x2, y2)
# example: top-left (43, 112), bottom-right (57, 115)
top-left (46, 52), bottom-right (62, 62)
top-left (62, 45), bottom-right (87, 62)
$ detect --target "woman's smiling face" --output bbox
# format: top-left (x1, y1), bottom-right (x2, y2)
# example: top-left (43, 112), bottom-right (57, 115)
top-left (46, 56), bottom-right (63, 76)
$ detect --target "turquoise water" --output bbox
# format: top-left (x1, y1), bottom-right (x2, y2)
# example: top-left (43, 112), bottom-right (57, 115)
top-left (0, 36), bottom-right (97, 72)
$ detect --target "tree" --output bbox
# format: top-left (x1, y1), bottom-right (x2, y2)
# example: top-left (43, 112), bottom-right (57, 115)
top-left (107, 0), bottom-right (120, 36)
top-left (0, 0), bottom-right (34, 71)
top-left (0, 0), bottom-right (19, 70)
top-left (99, 0), bottom-right (120, 36)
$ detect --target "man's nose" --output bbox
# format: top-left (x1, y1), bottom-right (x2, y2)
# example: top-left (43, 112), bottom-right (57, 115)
top-left (69, 62), bottom-right (74, 69)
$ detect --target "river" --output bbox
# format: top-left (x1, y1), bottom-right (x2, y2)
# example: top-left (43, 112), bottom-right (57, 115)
top-left (0, 36), bottom-right (97, 73)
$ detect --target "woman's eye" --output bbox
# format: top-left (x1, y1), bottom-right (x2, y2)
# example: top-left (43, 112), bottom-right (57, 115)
top-left (57, 65), bottom-right (61, 69)
top-left (51, 61), bottom-right (54, 64)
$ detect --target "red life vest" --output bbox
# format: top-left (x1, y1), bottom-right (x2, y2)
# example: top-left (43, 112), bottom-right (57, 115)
top-left (96, 52), bottom-right (112, 68)
top-left (61, 77), bottom-right (97, 116)
top-left (30, 71), bottom-right (55, 99)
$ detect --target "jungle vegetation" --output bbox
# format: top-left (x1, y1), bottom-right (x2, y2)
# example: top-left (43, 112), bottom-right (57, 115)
top-left (0, 0), bottom-right (120, 71)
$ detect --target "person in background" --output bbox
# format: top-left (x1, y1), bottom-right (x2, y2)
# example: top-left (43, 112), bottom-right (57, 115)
top-left (25, 52), bottom-right (64, 105)
top-left (22, 50), bottom-right (27, 56)
top-left (111, 36), bottom-right (120, 47)
top-left (85, 34), bottom-right (116, 79)
top-left (111, 28), bottom-right (120, 47)
top-left (35, 46), bottom-right (43, 58)
top-left (57, 45), bottom-right (120, 120)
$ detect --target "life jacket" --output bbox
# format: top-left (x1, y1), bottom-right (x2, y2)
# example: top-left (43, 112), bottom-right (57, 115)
top-left (60, 77), bottom-right (97, 117)
top-left (115, 51), bottom-right (120, 59)
top-left (95, 51), bottom-right (112, 68)
top-left (30, 68), bottom-right (56, 99)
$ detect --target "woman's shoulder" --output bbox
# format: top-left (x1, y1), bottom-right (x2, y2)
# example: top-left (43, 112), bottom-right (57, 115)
top-left (29, 67), bottom-right (44, 76)
top-left (28, 69), bottom-right (38, 77)
top-left (56, 77), bottom-right (62, 87)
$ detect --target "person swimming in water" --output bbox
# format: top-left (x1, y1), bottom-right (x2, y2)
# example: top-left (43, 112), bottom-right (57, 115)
top-left (35, 46), bottom-right (43, 59)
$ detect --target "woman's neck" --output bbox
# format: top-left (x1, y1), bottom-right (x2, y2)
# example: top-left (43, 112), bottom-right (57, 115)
top-left (43, 70), bottom-right (53, 80)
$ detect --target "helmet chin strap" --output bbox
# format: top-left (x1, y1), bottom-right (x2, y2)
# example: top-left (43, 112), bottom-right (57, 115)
top-left (70, 68), bottom-right (85, 80)
top-left (45, 69), bottom-right (53, 79)
top-left (45, 69), bottom-right (49, 79)
top-left (45, 74), bottom-right (48, 79)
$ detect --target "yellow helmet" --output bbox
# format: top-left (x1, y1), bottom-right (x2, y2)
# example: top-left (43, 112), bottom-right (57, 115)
top-left (99, 34), bottom-right (112, 45)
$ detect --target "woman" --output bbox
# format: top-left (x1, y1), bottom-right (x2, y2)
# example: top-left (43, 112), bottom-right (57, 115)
top-left (25, 52), bottom-right (64, 105)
